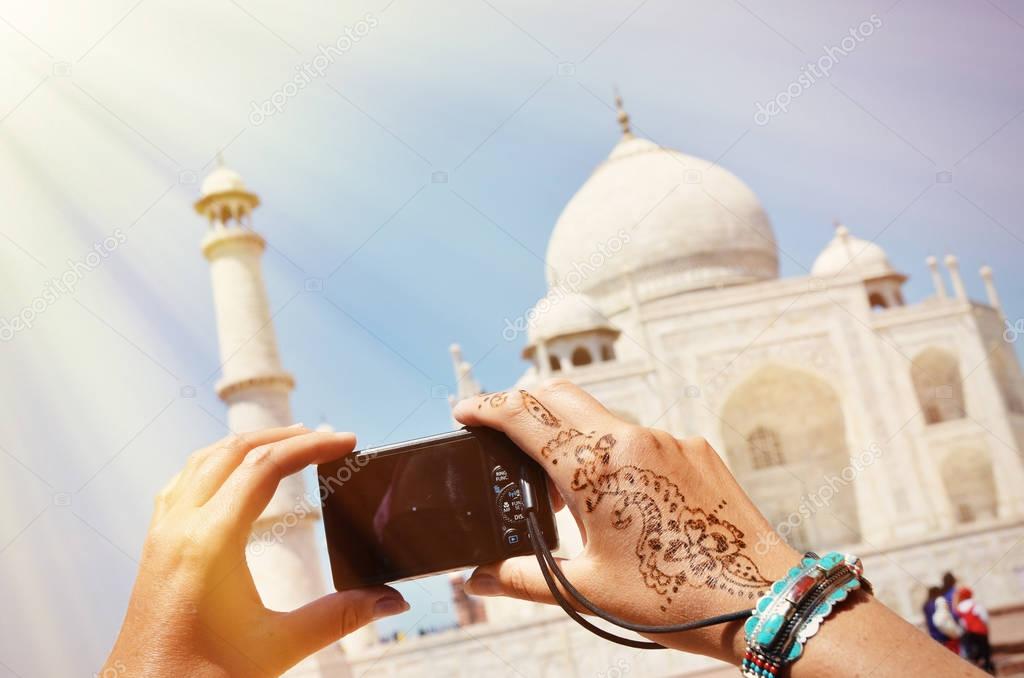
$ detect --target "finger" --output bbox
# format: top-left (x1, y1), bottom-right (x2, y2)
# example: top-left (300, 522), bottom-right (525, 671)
top-left (465, 554), bottom-right (591, 608)
top-left (207, 431), bottom-right (357, 529)
top-left (278, 587), bottom-right (408, 668)
top-left (151, 470), bottom-right (182, 525)
top-left (186, 424), bottom-right (311, 506)
top-left (453, 380), bottom-right (622, 489)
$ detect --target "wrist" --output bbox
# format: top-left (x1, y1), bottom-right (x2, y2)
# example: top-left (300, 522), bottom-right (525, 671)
top-left (644, 541), bottom-right (803, 664)
top-left (724, 541), bottom-right (802, 663)
top-left (741, 552), bottom-right (870, 677)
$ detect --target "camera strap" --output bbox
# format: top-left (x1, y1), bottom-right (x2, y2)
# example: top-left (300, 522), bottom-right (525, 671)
top-left (521, 478), bottom-right (753, 650)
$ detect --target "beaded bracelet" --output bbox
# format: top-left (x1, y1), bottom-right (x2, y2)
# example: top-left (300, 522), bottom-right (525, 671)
top-left (741, 551), bottom-right (869, 677)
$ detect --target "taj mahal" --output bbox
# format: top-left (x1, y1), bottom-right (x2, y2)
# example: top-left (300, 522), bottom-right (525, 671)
top-left (193, 98), bottom-right (1024, 677)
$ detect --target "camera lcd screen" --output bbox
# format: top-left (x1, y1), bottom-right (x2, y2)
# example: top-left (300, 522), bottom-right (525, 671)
top-left (321, 435), bottom-right (497, 586)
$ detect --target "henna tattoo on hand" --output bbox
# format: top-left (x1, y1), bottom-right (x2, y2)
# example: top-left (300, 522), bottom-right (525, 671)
top-left (540, 428), bottom-right (586, 465)
top-left (478, 392), bottom-right (508, 409)
top-left (519, 390), bottom-right (561, 427)
top-left (538, 404), bottom-right (771, 608)
top-left (478, 390), bottom-right (561, 428)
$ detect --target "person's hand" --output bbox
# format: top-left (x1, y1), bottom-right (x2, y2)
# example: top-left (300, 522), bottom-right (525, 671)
top-left (453, 380), bottom-right (801, 663)
top-left (102, 425), bottom-right (409, 678)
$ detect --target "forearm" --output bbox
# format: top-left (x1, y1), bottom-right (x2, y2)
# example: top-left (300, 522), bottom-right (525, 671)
top-left (689, 592), bottom-right (984, 677)
top-left (648, 586), bottom-right (984, 675)
top-left (789, 595), bottom-right (984, 677)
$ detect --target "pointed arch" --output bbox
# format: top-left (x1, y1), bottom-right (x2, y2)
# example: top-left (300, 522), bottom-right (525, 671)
top-left (720, 364), bottom-right (861, 548)
top-left (911, 348), bottom-right (965, 424)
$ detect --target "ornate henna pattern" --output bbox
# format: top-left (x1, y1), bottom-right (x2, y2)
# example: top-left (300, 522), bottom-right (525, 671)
top-left (541, 417), bottom-right (770, 607)
top-left (540, 428), bottom-right (587, 466)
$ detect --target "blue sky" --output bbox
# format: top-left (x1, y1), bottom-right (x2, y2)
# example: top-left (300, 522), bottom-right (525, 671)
top-left (1, 0), bottom-right (1023, 675)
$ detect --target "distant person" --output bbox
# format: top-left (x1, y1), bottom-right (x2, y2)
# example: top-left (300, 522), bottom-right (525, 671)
top-left (940, 572), bottom-right (965, 654)
top-left (100, 382), bottom-right (989, 676)
top-left (929, 581), bottom-right (966, 655)
top-left (926, 582), bottom-right (963, 654)
top-left (942, 572), bottom-right (961, 620)
top-left (956, 587), bottom-right (995, 673)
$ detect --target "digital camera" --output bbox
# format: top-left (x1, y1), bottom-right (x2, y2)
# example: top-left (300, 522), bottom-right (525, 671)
top-left (318, 426), bottom-right (559, 590)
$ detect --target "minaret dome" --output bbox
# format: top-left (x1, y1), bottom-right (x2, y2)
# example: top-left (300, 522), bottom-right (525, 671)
top-left (194, 161), bottom-right (261, 228)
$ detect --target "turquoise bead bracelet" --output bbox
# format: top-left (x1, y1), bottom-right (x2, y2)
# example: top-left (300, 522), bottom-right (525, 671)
top-left (741, 551), bottom-right (869, 677)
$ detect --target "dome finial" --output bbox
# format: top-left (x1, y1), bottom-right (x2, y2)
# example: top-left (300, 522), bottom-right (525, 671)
top-left (833, 220), bottom-right (849, 242)
top-left (613, 86), bottom-right (632, 138)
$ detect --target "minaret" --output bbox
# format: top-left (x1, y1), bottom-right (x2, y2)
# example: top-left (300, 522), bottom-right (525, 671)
top-left (944, 254), bottom-right (967, 301)
top-left (195, 163), bottom-right (349, 677)
top-left (979, 265), bottom-right (1004, 321)
top-left (448, 343), bottom-right (482, 401)
top-left (926, 256), bottom-right (948, 299)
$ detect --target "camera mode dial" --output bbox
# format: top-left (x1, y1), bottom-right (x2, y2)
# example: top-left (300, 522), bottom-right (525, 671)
top-left (497, 483), bottom-right (526, 525)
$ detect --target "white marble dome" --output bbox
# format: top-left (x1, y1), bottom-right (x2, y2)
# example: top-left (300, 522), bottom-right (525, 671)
top-left (201, 166), bottom-right (247, 196)
top-left (544, 133), bottom-right (779, 301)
top-left (812, 225), bottom-right (898, 278)
top-left (526, 290), bottom-right (615, 345)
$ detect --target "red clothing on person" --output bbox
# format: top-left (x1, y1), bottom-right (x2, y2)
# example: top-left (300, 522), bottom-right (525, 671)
top-left (957, 598), bottom-right (989, 635)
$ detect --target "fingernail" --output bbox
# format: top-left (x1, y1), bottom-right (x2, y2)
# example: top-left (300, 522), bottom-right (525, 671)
top-left (288, 422), bottom-right (305, 429)
top-left (373, 597), bottom-right (409, 620)
top-left (466, 574), bottom-right (501, 596)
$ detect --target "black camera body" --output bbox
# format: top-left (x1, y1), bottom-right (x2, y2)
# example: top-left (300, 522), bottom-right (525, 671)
top-left (318, 426), bottom-right (559, 590)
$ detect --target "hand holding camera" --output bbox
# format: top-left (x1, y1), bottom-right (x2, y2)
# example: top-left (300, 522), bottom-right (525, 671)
top-left (452, 379), bottom-right (801, 662)
top-left (101, 426), bottom-right (408, 678)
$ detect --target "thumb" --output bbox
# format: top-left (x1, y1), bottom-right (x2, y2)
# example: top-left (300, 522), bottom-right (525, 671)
top-left (465, 555), bottom-right (591, 608)
top-left (279, 587), bottom-right (408, 663)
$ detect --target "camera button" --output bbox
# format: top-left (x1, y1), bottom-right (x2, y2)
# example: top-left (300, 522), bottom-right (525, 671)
top-left (492, 465), bottom-right (510, 484)
top-left (497, 483), bottom-right (527, 524)
top-left (503, 528), bottom-right (522, 546)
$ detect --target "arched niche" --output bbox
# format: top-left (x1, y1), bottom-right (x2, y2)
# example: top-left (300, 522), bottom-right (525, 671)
top-left (940, 448), bottom-right (997, 523)
top-left (720, 364), bottom-right (861, 548)
top-left (548, 355), bottom-right (561, 372)
top-left (910, 348), bottom-right (965, 424)
top-left (570, 346), bottom-right (593, 367)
